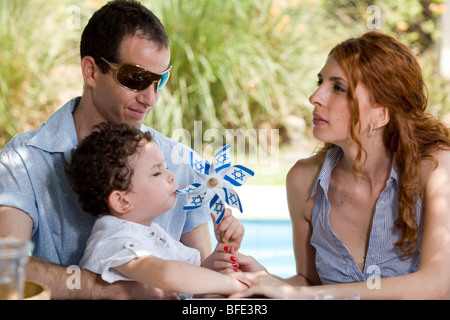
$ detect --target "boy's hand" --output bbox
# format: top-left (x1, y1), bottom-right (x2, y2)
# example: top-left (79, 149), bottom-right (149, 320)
top-left (211, 208), bottom-right (244, 250)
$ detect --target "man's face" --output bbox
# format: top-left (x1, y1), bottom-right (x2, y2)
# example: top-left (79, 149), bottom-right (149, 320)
top-left (92, 34), bottom-right (171, 128)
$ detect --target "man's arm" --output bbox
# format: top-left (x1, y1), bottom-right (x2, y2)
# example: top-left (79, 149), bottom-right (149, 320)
top-left (27, 257), bottom-right (178, 299)
top-left (0, 206), bottom-right (33, 239)
top-left (0, 206), bottom-right (178, 299)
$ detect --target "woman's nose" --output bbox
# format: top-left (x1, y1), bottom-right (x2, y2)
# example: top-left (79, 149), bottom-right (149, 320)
top-left (309, 87), bottom-right (322, 107)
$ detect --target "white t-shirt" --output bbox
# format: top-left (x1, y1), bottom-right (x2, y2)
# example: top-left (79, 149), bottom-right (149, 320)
top-left (80, 215), bottom-right (201, 285)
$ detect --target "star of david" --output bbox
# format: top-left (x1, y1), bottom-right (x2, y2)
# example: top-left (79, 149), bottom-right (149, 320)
top-left (228, 193), bottom-right (238, 206)
top-left (186, 186), bottom-right (197, 193)
top-left (216, 153), bottom-right (228, 165)
top-left (193, 160), bottom-right (205, 171)
top-left (213, 202), bottom-right (224, 214)
top-left (231, 169), bottom-right (244, 181)
top-left (191, 194), bottom-right (205, 206)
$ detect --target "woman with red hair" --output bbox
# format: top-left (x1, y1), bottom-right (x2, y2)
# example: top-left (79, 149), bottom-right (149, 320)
top-left (233, 31), bottom-right (450, 299)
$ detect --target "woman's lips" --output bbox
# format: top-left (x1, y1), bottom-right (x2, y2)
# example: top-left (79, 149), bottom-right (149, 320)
top-left (312, 112), bottom-right (328, 126)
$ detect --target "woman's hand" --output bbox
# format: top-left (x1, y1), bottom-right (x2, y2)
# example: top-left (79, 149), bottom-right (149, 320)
top-left (230, 270), bottom-right (308, 299)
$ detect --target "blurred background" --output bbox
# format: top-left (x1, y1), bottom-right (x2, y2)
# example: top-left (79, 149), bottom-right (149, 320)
top-left (1, 0), bottom-right (449, 277)
top-left (2, 0), bottom-right (450, 176)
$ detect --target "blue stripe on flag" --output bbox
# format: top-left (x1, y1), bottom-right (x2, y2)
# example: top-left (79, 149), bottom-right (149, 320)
top-left (233, 164), bottom-right (255, 176)
top-left (224, 188), bottom-right (243, 212)
top-left (209, 194), bottom-right (225, 224)
top-left (224, 175), bottom-right (240, 186)
top-left (214, 145), bottom-right (231, 173)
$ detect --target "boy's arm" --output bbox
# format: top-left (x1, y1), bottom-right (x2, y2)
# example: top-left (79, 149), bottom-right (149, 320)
top-left (114, 255), bottom-right (247, 295)
top-left (180, 222), bottom-right (212, 261)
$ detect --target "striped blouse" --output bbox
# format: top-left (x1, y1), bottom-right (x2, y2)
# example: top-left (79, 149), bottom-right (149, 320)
top-left (310, 146), bottom-right (424, 285)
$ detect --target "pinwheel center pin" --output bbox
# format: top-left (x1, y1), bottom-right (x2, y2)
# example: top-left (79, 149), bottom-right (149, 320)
top-left (207, 177), bottom-right (219, 187)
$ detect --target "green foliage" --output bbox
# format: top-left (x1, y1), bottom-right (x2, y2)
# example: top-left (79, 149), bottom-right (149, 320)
top-left (319, 0), bottom-right (445, 52)
top-left (143, 0), bottom-right (339, 139)
top-left (0, 0), bottom-right (82, 147)
top-left (0, 0), bottom-right (449, 152)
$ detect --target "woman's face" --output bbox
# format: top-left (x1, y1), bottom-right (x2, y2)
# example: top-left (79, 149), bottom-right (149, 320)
top-left (309, 55), bottom-right (373, 146)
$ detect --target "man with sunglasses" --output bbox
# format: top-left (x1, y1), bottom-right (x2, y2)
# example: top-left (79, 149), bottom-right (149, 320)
top-left (0, 0), bottom-right (240, 299)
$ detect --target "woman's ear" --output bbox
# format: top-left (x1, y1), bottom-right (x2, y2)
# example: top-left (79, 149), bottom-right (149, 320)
top-left (108, 190), bottom-right (133, 214)
top-left (372, 105), bottom-right (390, 130)
top-left (81, 56), bottom-right (99, 89)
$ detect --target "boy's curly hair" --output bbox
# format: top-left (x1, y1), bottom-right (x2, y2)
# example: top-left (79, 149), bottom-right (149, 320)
top-left (65, 122), bottom-right (153, 216)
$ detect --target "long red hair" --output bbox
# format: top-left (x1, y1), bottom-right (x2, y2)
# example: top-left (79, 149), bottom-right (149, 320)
top-left (321, 31), bottom-right (450, 256)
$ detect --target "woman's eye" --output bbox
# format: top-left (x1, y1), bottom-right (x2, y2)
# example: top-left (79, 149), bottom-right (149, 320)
top-left (316, 77), bottom-right (323, 86)
top-left (333, 83), bottom-right (347, 93)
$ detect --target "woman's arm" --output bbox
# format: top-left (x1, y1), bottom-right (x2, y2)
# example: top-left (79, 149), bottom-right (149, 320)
top-left (285, 156), bottom-right (323, 286)
top-left (233, 149), bottom-right (450, 299)
top-left (114, 255), bottom-right (247, 295)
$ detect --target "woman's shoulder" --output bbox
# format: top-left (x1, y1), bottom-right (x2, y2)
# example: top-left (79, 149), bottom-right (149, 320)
top-left (287, 152), bottom-right (326, 186)
top-left (286, 152), bottom-right (326, 206)
top-left (419, 147), bottom-right (450, 194)
top-left (420, 148), bottom-right (450, 174)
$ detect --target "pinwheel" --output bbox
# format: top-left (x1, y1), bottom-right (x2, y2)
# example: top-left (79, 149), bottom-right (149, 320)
top-left (176, 144), bottom-right (254, 224)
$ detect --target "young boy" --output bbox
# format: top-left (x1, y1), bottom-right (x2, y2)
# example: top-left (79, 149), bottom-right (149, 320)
top-left (66, 122), bottom-right (247, 298)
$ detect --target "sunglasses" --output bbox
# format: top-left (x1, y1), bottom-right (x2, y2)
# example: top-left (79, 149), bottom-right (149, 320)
top-left (100, 57), bottom-right (172, 93)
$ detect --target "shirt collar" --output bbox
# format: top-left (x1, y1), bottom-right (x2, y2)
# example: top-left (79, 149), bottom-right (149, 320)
top-left (27, 97), bottom-right (80, 159)
top-left (311, 146), bottom-right (400, 197)
top-left (311, 146), bottom-right (342, 197)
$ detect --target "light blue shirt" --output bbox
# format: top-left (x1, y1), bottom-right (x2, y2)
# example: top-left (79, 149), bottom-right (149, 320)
top-left (0, 98), bottom-right (209, 266)
top-left (310, 146), bottom-right (424, 284)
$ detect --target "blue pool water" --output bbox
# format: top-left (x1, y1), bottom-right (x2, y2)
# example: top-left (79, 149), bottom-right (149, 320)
top-left (209, 220), bottom-right (296, 278)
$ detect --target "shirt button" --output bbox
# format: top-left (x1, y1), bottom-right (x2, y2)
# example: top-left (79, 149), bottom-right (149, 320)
top-left (124, 241), bottom-right (135, 249)
top-left (147, 230), bottom-right (155, 237)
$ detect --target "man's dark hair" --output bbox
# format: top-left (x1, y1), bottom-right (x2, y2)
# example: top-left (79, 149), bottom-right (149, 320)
top-left (66, 122), bottom-right (153, 216)
top-left (80, 0), bottom-right (169, 73)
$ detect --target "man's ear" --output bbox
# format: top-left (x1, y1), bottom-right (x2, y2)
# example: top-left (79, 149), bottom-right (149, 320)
top-left (81, 56), bottom-right (99, 88)
top-left (108, 190), bottom-right (133, 214)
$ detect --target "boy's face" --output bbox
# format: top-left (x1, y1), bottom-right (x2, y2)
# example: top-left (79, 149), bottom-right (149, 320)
top-left (124, 141), bottom-right (179, 224)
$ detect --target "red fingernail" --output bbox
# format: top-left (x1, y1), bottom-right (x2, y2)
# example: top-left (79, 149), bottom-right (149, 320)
top-left (230, 256), bottom-right (237, 262)
top-left (223, 245), bottom-right (229, 252)
top-left (233, 268), bottom-right (238, 272)
top-left (232, 263), bottom-right (238, 268)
